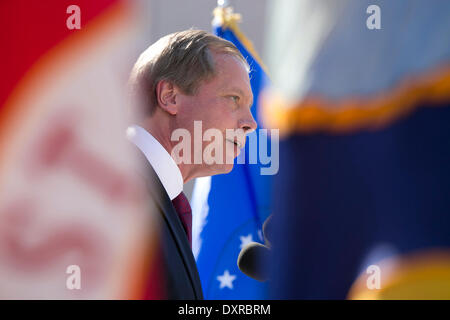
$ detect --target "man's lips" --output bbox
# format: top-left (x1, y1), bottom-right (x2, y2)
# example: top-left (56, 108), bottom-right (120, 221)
top-left (226, 139), bottom-right (243, 149)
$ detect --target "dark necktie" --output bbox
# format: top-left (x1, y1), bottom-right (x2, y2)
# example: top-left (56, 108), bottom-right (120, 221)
top-left (171, 191), bottom-right (192, 247)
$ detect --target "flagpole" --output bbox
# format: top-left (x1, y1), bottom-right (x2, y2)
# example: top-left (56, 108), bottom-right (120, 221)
top-left (214, 0), bottom-right (265, 233)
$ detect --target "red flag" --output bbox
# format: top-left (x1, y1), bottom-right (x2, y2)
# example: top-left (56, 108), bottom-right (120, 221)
top-left (0, 0), bottom-right (162, 299)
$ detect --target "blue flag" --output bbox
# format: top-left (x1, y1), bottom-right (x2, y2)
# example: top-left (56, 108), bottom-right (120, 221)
top-left (191, 6), bottom-right (272, 299)
top-left (262, 0), bottom-right (450, 299)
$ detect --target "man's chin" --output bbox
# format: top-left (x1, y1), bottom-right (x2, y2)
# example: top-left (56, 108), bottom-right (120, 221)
top-left (210, 162), bottom-right (234, 175)
top-left (191, 162), bottom-right (235, 180)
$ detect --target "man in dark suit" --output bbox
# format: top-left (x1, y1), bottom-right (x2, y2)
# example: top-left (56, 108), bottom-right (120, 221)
top-left (126, 30), bottom-right (257, 299)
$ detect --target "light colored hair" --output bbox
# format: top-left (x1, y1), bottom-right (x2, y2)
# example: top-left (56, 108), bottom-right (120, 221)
top-left (128, 29), bottom-right (249, 116)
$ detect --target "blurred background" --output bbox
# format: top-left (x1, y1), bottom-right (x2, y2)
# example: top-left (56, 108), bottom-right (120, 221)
top-left (141, 0), bottom-right (267, 55)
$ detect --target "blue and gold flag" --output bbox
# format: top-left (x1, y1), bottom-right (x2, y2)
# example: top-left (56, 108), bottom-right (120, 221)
top-left (263, 0), bottom-right (450, 299)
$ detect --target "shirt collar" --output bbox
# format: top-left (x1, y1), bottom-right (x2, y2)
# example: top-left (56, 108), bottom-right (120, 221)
top-left (126, 125), bottom-right (183, 200)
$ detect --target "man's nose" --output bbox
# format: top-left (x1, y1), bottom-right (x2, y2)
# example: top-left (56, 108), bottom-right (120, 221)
top-left (240, 110), bottom-right (257, 134)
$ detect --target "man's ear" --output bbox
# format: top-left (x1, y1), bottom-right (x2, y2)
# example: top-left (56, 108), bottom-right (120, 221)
top-left (155, 80), bottom-right (179, 115)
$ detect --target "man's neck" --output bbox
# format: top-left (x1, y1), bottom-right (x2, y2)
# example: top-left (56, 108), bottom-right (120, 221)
top-left (127, 124), bottom-right (184, 199)
top-left (142, 123), bottom-right (196, 184)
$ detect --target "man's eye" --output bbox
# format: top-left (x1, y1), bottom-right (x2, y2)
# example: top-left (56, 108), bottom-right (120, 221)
top-left (230, 96), bottom-right (240, 103)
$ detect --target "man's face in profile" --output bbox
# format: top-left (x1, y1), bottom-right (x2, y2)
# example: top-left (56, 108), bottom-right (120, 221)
top-left (174, 52), bottom-right (257, 175)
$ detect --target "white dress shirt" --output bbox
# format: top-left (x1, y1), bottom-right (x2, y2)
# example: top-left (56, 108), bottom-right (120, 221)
top-left (126, 125), bottom-right (183, 200)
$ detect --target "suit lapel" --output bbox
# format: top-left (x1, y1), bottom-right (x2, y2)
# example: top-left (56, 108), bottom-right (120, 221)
top-left (134, 148), bottom-right (203, 299)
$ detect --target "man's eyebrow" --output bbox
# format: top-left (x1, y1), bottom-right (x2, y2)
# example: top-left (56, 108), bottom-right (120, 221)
top-left (229, 87), bottom-right (254, 108)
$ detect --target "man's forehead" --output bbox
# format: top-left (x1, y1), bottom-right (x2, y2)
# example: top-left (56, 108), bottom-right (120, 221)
top-left (213, 54), bottom-right (251, 85)
top-left (213, 52), bottom-right (248, 74)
